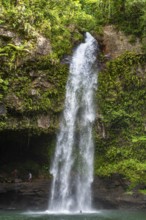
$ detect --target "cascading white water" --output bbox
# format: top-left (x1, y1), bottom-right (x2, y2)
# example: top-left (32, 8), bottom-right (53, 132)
top-left (49, 32), bottom-right (98, 213)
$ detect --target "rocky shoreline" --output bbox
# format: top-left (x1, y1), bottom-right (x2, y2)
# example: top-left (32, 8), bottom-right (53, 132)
top-left (93, 176), bottom-right (146, 210)
top-left (0, 177), bottom-right (146, 211)
top-left (0, 180), bottom-right (50, 211)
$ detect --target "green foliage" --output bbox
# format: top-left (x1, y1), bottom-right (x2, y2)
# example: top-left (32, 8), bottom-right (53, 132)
top-left (139, 189), bottom-right (146, 195)
top-left (0, 43), bottom-right (31, 71)
top-left (1, 0), bottom-right (145, 60)
top-left (82, 0), bottom-right (146, 41)
top-left (96, 159), bottom-right (146, 186)
top-left (113, 1), bottom-right (145, 38)
top-left (4, 58), bottom-right (68, 114)
top-left (95, 52), bottom-right (146, 186)
top-left (132, 136), bottom-right (146, 143)
top-left (0, 77), bottom-right (8, 101)
top-left (0, 0), bottom-right (101, 60)
top-left (0, 0), bottom-right (146, 183)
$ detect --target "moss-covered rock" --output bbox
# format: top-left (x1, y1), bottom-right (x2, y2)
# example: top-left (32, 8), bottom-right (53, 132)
top-left (0, 0), bottom-right (146, 189)
top-left (95, 51), bottom-right (146, 187)
top-left (0, 25), bottom-right (68, 174)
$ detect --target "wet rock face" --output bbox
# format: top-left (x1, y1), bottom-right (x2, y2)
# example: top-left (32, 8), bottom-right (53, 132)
top-left (0, 177), bottom-right (146, 211)
top-left (103, 25), bottom-right (142, 58)
top-left (0, 180), bottom-right (51, 210)
top-left (92, 176), bottom-right (146, 210)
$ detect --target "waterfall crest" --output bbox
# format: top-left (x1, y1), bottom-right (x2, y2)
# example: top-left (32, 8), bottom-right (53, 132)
top-left (49, 33), bottom-right (98, 212)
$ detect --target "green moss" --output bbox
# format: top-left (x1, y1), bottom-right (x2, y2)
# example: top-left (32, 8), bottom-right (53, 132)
top-left (0, 0), bottom-right (146, 182)
top-left (139, 189), bottom-right (146, 195)
top-left (95, 52), bottom-right (146, 186)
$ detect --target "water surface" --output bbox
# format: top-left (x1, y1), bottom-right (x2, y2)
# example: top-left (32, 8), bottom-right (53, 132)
top-left (0, 210), bottom-right (146, 220)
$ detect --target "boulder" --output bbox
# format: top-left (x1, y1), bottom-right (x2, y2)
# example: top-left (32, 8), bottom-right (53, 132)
top-left (37, 115), bottom-right (50, 129)
top-left (35, 35), bottom-right (52, 55)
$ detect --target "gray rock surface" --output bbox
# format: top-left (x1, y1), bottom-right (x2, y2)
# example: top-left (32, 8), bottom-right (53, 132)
top-left (0, 180), bottom-right (51, 210)
top-left (0, 177), bottom-right (146, 211)
top-left (103, 25), bottom-right (142, 58)
top-left (93, 176), bottom-right (146, 210)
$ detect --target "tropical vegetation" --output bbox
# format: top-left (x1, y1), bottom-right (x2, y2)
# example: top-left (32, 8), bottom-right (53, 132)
top-left (0, 0), bottom-right (146, 188)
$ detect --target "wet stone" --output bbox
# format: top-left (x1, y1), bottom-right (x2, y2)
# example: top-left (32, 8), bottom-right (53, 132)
top-left (0, 104), bottom-right (6, 115)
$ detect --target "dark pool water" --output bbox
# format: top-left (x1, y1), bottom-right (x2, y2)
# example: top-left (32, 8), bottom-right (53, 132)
top-left (0, 210), bottom-right (146, 220)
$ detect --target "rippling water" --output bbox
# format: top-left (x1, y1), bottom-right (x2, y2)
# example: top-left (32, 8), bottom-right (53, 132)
top-left (0, 210), bottom-right (146, 220)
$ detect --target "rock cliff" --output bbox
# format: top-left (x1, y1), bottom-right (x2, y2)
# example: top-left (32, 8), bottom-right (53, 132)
top-left (0, 24), bottom-right (146, 210)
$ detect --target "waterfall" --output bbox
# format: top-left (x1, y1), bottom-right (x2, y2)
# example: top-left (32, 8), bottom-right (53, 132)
top-left (49, 33), bottom-right (98, 212)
